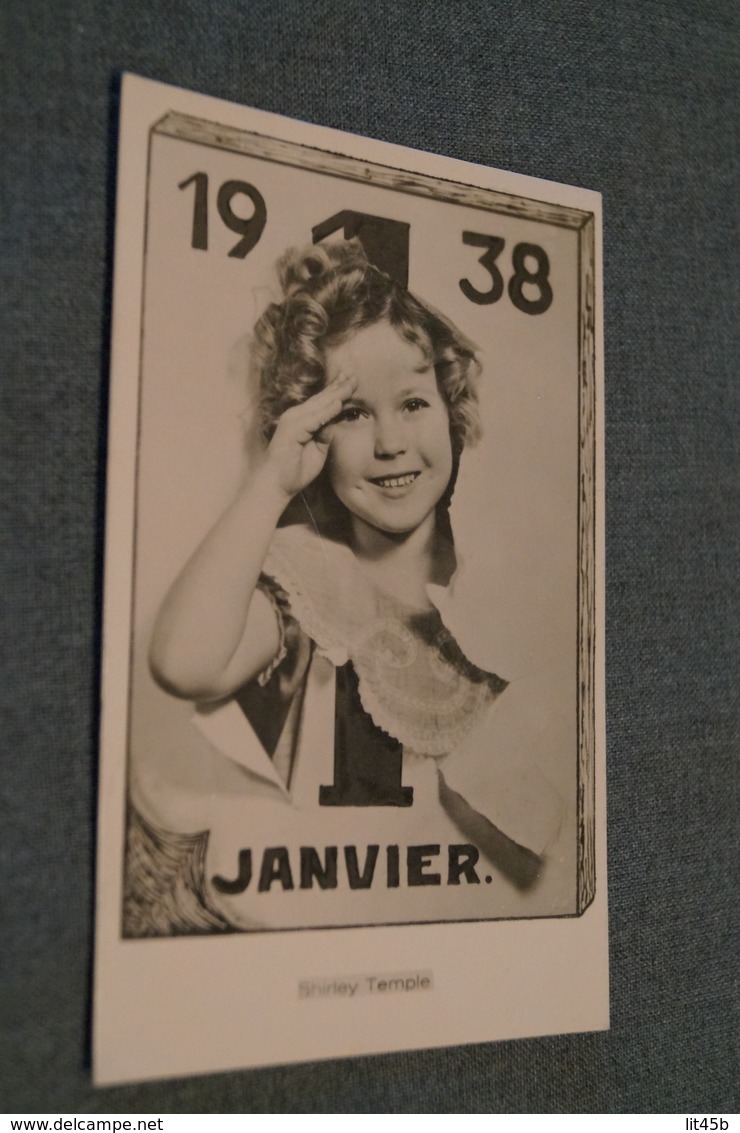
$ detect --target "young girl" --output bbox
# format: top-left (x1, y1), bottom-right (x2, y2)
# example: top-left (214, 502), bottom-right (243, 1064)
top-left (136, 240), bottom-right (559, 934)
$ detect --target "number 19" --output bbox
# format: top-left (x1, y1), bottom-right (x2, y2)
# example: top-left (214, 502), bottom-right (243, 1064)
top-left (178, 172), bottom-right (267, 258)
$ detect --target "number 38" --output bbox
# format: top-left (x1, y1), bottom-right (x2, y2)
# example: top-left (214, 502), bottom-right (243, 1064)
top-left (460, 231), bottom-right (553, 315)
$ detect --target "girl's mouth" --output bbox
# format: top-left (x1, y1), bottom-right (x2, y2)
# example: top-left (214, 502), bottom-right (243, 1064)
top-left (369, 472), bottom-right (420, 489)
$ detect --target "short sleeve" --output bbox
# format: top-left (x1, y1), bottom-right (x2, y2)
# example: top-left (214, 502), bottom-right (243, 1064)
top-left (254, 573), bottom-right (290, 687)
top-left (254, 571), bottom-right (309, 688)
top-left (235, 573), bottom-right (314, 774)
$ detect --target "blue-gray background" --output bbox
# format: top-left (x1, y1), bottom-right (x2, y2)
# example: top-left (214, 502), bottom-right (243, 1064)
top-left (2, 0), bottom-right (737, 1114)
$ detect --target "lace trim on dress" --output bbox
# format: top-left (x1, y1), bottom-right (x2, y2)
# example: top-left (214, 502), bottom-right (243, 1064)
top-left (263, 525), bottom-right (506, 756)
top-left (255, 574), bottom-right (291, 687)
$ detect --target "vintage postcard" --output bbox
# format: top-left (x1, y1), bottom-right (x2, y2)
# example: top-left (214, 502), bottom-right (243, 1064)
top-left (94, 74), bottom-right (607, 1083)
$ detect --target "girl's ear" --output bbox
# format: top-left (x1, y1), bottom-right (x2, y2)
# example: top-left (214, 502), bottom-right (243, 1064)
top-left (438, 448), bottom-right (461, 515)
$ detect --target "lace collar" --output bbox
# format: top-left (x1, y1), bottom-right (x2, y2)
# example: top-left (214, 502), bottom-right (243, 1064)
top-left (263, 524), bottom-right (506, 756)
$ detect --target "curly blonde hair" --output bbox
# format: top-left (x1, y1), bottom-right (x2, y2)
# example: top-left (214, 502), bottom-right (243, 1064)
top-left (252, 240), bottom-right (481, 457)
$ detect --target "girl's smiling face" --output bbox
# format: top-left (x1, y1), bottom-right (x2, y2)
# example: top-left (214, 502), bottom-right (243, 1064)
top-left (324, 320), bottom-right (453, 540)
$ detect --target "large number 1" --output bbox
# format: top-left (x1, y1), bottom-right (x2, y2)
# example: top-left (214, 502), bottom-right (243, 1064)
top-left (311, 216), bottom-right (413, 808)
top-left (319, 665), bottom-right (413, 807)
top-left (312, 211), bottom-right (410, 287)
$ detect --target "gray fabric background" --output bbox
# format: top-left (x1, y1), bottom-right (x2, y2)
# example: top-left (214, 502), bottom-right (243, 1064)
top-left (1, 0), bottom-right (737, 1114)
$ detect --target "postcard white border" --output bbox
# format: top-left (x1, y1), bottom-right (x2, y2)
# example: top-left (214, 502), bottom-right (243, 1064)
top-left (94, 74), bottom-right (607, 1084)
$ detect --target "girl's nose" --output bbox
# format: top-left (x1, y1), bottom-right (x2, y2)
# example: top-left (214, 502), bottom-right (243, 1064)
top-left (373, 414), bottom-right (406, 458)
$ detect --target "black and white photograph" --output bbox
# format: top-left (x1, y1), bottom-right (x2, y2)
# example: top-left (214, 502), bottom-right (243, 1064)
top-left (94, 75), bottom-right (607, 1082)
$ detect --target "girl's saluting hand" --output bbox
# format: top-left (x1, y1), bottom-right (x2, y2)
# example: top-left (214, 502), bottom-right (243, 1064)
top-left (261, 373), bottom-right (356, 501)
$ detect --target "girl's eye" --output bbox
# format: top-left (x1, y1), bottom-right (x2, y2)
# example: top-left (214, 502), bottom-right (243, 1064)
top-left (335, 406), bottom-right (366, 424)
top-left (404, 398), bottom-right (429, 413)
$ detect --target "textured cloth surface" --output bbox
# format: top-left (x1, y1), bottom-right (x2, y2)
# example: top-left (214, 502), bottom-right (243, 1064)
top-left (1, 0), bottom-right (737, 1113)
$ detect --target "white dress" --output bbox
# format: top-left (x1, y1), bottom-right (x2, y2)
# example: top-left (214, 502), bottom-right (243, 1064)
top-left (125, 524), bottom-right (566, 935)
